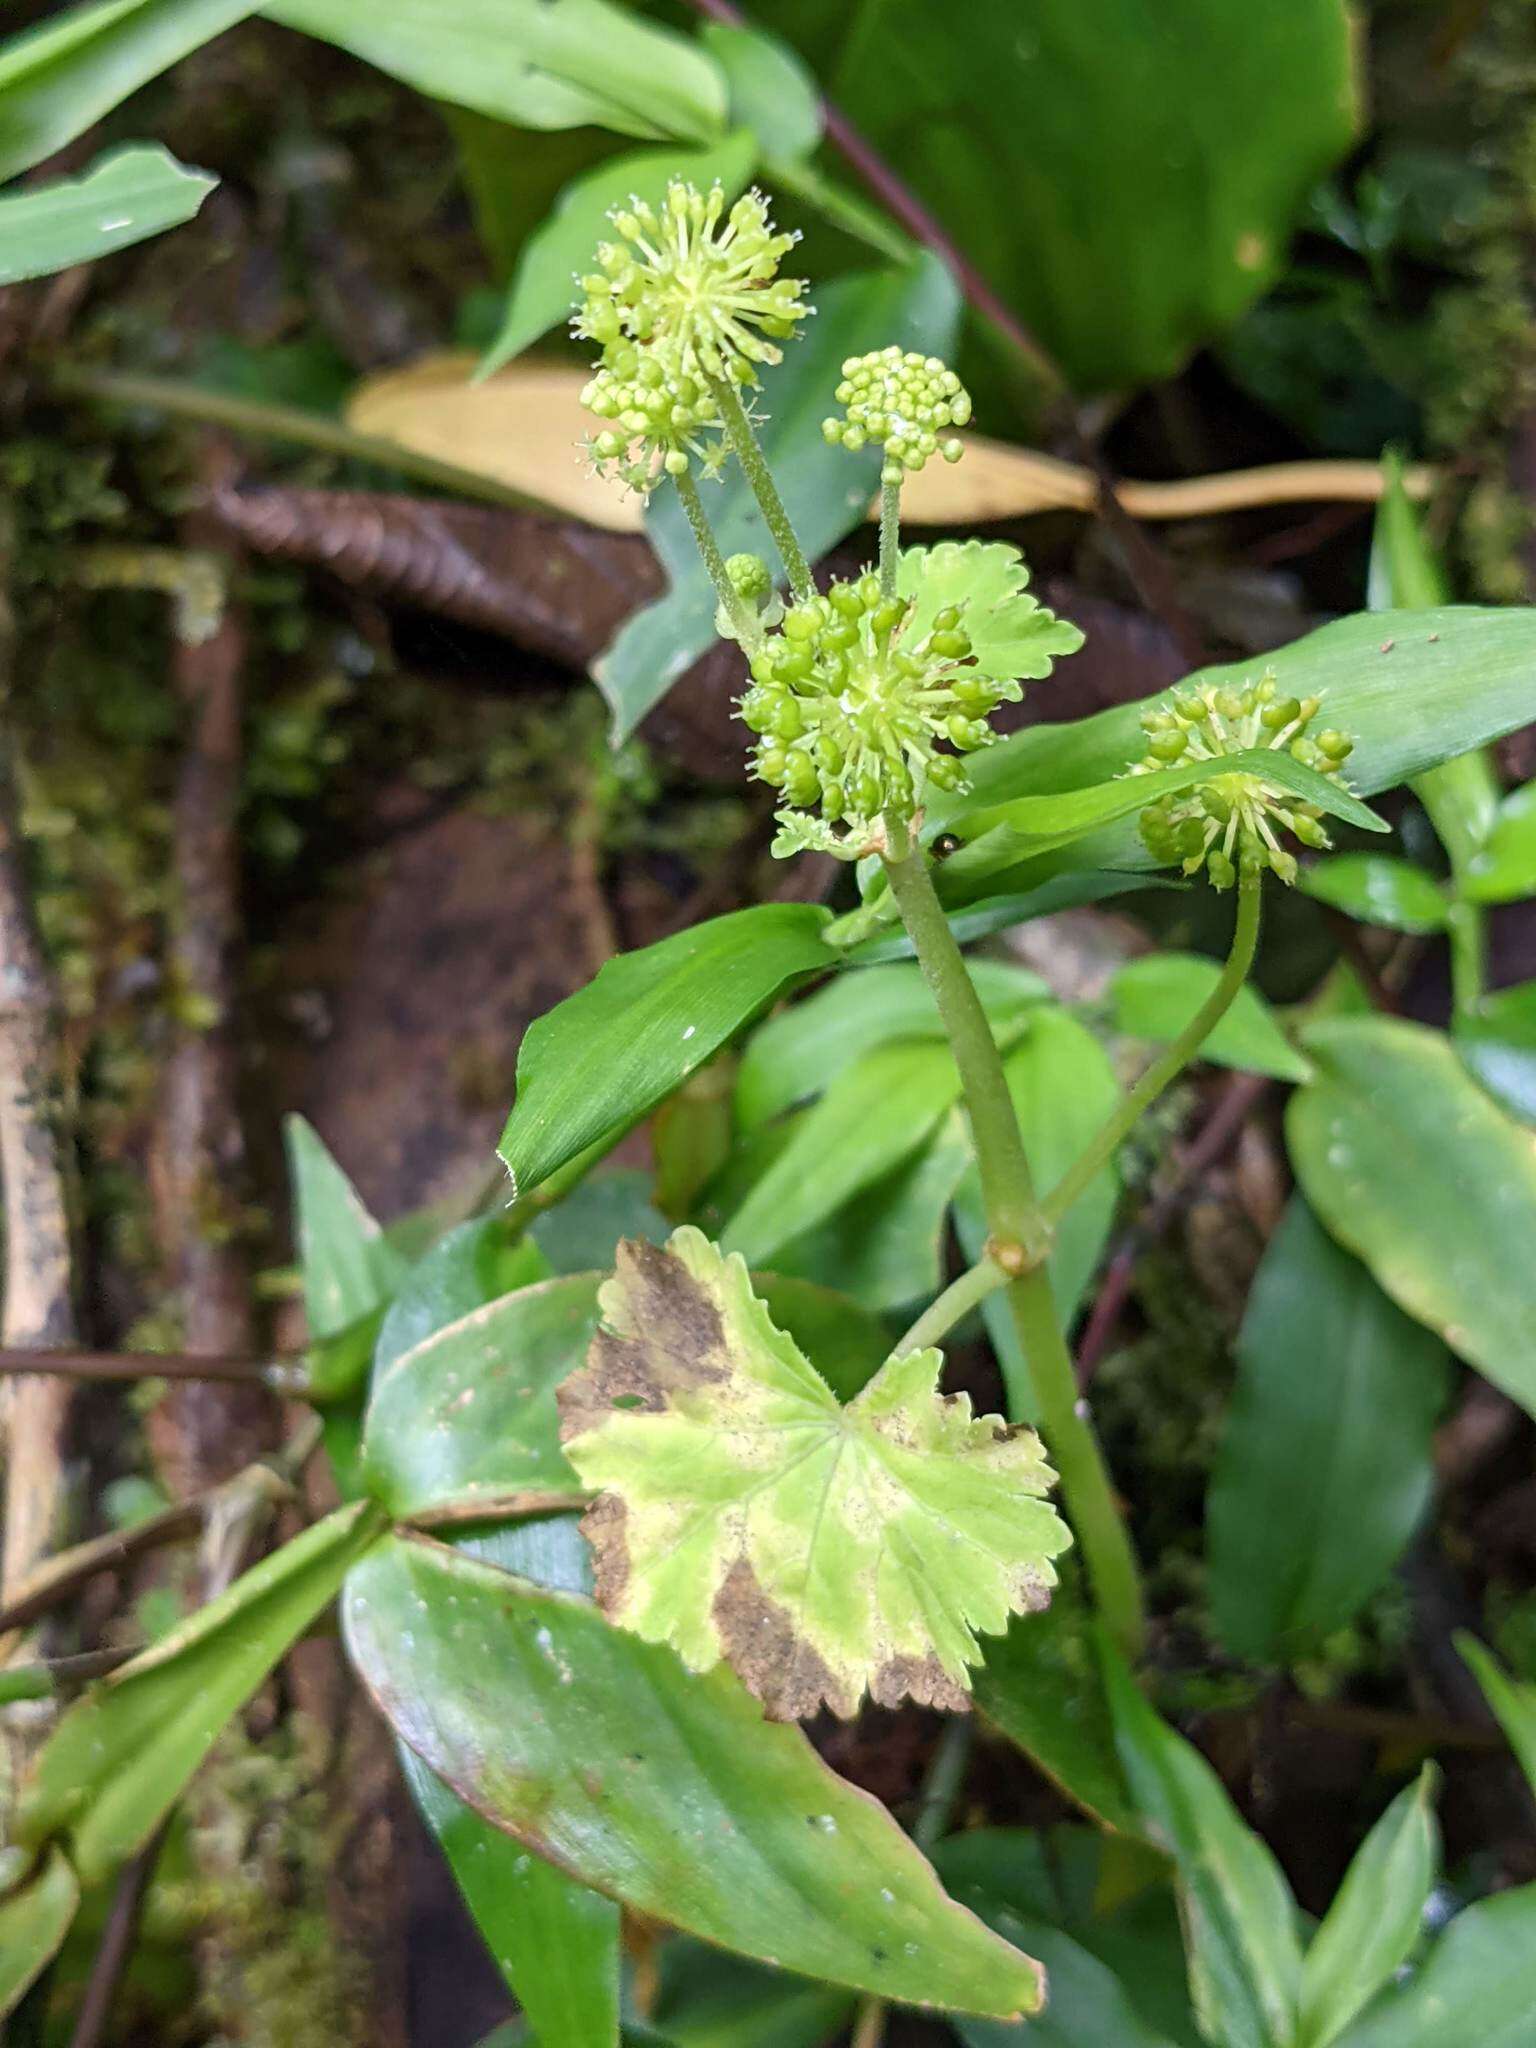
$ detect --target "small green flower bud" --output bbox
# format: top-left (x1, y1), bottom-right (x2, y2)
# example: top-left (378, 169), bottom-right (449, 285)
top-left (727, 553), bottom-right (773, 603)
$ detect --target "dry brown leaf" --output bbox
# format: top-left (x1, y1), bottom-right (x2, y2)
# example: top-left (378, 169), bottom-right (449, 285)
top-left (346, 352), bottom-right (1436, 536)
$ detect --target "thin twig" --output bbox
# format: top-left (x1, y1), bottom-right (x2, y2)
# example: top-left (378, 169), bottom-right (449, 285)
top-left (679, 0), bottom-right (1208, 664)
top-left (0, 1460), bottom-right (291, 1638)
top-left (147, 450), bottom-right (280, 1494)
top-left (0, 1345), bottom-right (296, 1384)
top-left (67, 1822), bottom-right (170, 2048)
top-left (0, 505), bottom-right (79, 1633)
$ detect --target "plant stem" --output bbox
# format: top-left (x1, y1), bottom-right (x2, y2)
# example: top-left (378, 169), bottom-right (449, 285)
top-left (912, 1714), bottom-right (974, 1851)
top-left (896, 1255), bottom-right (1008, 1354)
top-left (878, 474), bottom-right (902, 597)
top-left (1009, 1263), bottom-right (1144, 1652)
top-left (1446, 898), bottom-right (1484, 1020)
top-left (708, 375), bottom-right (816, 603)
top-left (51, 364), bottom-right (558, 517)
top-left (881, 844), bottom-right (1044, 1257)
top-left (880, 842), bottom-right (1145, 1654)
top-left (1044, 865), bottom-right (1263, 1229)
top-left (674, 468), bottom-right (759, 649)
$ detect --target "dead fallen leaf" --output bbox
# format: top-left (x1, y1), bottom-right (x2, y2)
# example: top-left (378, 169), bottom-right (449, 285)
top-left (347, 353), bottom-right (1436, 536)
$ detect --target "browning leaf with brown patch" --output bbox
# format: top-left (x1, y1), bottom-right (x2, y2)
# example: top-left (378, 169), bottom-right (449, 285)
top-left (557, 1228), bottom-right (1071, 1720)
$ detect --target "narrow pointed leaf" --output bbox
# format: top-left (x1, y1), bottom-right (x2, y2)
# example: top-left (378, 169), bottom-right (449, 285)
top-left (721, 1040), bottom-right (963, 1269)
top-left (734, 958), bottom-right (1046, 1131)
top-left (768, 1109), bottom-right (972, 1313)
top-left (0, 0), bottom-right (255, 182)
top-left (1208, 1199), bottom-right (1449, 1664)
top-left (1333, 1887), bottom-right (1536, 2048)
top-left (699, 19), bottom-right (823, 166)
top-left (374, 1215), bottom-right (550, 1378)
top-left (934, 1830), bottom-right (1191, 2048)
top-left (559, 1229), bottom-right (1070, 1719)
top-left (1103, 1643), bottom-right (1302, 2048)
top-left (18, 1501), bottom-right (382, 1886)
top-left (1298, 853), bottom-right (1449, 934)
top-left (1455, 1635), bottom-right (1536, 1799)
top-left (1288, 1017), bottom-right (1536, 1415)
top-left (0, 144), bottom-right (216, 285)
top-left (0, 1848), bottom-right (79, 2019)
top-left (287, 1114), bottom-right (408, 1338)
top-left (1465, 782), bottom-right (1536, 904)
top-left (1112, 953), bottom-right (1308, 1081)
top-left (1455, 980), bottom-right (1536, 1125)
top-left (947, 745), bottom-right (1385, 887)
top-left (343, 1532), bottom-right (1046, 2017)
top-left (1297, 1766), bottom-right (1438, 2048)
top-left (265, 0), bottom-right (726, 142)
top-left (932, 608), bottom-right (1536, 856)
top-left (499, 906), bottom-right (833, 1200)
top-left (652, 1939), bottom-right (853, 2048)
top-left (972, 1573), bottom-right (1141, 1837)
top-left (954, 1008), bottom-right (1121, 1416)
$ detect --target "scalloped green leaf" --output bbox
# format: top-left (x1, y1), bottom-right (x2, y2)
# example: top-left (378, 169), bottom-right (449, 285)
top-left (557, 1228), bottom-right (1071, 1720)
top-left (344, 1532), bottom-right (1047, 2017)
top-left (898, 540), bottom-right (1085, 683)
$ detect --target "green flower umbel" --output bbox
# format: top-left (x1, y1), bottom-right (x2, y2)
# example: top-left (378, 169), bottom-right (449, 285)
top-left (1131, 675), bottom-right (1356, 888)
top-left (822, 347), bottom-right (972, 485)
top-left (575, 181), bottom-right (810, 493)
top-left (743, 540), bottom-right (1082, 859)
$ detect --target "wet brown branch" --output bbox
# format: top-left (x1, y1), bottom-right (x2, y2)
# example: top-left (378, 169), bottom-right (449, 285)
top-left (67, 1824), bottom-right (170, 2048)
top-left (0, 506), bottom-right (79, 1618)
top-left (0, 1345), bottom-right (297, 1385)
top-left (147, 454), bottom-right (280, 1494)
top-left (0, 1459), bottom-right (292, 1638)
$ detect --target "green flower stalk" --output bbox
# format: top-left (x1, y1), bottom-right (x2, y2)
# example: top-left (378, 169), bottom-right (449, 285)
top-left (1130, 674), bottom-right (1356, 888)
top-left (575, 181), bottom-right (810, 496)
top-left (823, 346), bottom-right (972, 593)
